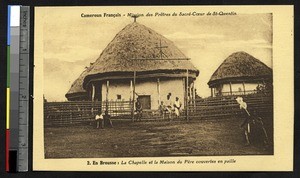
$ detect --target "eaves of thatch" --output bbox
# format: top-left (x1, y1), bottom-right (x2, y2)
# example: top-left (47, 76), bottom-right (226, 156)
top-left (65, 69), bottom-right (88, 99)
top-left (208, 51), bottom-right (272, 87)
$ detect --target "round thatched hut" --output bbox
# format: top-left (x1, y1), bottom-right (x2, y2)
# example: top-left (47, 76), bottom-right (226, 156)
top-left (65, 69), bottom-right (89, 101)
top-left (66, 22), bottom-right (199, 110)
top-left (208, 51), bottom-right (272, 97)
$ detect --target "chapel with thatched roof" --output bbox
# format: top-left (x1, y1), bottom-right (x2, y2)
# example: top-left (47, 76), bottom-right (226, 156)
top-left (208, 51), bottom-right (272, 97)
top-left (66, 21), bottom-right (199, 110)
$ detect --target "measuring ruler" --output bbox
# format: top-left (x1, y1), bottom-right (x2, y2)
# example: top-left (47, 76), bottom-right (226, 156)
top-left (6, 5), bottom-right (30, 172)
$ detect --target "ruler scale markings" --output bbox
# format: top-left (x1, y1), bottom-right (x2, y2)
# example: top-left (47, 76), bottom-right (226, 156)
top-left (7, 5), bottom-right (30, 172)
top-left (17, 6), bottom-right (30, 172)
top-left (6, 5), bottom-right (31, 173)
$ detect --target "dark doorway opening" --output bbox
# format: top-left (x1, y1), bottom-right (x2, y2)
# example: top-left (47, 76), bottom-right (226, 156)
top-left (138, 95), bottom-right (151, 109)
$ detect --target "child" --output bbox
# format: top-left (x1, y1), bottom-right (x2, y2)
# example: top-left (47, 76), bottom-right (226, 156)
top-left (95, 112), bottom-right (104, 129)
top-left (159, 101), bottom-right (166, 119)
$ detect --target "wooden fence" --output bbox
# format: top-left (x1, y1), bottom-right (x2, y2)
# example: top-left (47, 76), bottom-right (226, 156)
top-left (44, 100), bottom-right (132, 126)
top-left (188, 94), bottom-right (273, 119)
top-left (44, 94), bottom-right (273, 126)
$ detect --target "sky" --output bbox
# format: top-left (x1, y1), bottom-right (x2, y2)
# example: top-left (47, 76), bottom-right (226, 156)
top-left (40, 7), bottom-right (272, 101)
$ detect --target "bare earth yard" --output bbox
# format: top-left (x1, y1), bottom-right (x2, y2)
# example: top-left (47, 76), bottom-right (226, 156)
top-left (44, 118), bottom-right (273, 158)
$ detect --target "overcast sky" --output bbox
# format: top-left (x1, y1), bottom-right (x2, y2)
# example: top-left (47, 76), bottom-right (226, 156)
top-left (40, 7), bottom-right (272, 101)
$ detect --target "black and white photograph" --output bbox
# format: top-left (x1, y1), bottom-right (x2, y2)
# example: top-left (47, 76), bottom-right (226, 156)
top-left (33, 6), bottom-right (293, 171)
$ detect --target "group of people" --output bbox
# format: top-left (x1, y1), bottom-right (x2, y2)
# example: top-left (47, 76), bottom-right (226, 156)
top-left (134, 95), bottom-right (183, 122)
top-left (159, 95), bottom-right (182, 120)
top-left (94, 110), bottom-right (113, 129)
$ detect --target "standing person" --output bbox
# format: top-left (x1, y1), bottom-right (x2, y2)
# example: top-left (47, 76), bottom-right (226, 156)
top-left (173, 97), bottom-right (182, 118)
top-left (166, 94), bottom-right (173, 121)
top-left (236, 97), bottom-right (251, 146)
top-left (159, 101), bottom-right (166, 119)
top-left (95, 111), bottom-right (104, 129)
top-left (103, 110), bottom-right (113, 128)
top-left (135, 97), bottom-right (143, 122)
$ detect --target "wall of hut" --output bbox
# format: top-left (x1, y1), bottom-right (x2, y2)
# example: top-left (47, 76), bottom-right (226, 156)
top-left (99, 78), bottom-right (186, 110)
top-left (214, 83), bottom-right (259, 96)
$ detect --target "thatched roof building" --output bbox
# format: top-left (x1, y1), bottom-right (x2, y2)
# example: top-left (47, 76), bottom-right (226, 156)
top-left (82, 22), bottom-right (199, 89)
top-left (66, 22), bottom-right (199, 110)
top-left (208, 51), bottom-right (272, 96)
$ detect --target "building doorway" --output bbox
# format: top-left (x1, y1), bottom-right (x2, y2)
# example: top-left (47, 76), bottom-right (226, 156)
top-left (138, 95), bottom-right (151, 110)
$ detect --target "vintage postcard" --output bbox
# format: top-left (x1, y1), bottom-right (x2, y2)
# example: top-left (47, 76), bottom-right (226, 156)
top-left (33, 5), bottom-right (294, 171)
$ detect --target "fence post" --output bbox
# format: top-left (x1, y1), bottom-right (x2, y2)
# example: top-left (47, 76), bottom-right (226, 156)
top-left (186, 69), bottom-right (189, 122)
top-left (242, 82), bottom-right (246, 95)
top-left (192, 82), bottom-right (196, 112)
top-left (132, 71), bottom-right (136, 122)
top-left (229, 82), bottom-right (232, 95)
top-left (157, 78), bottom-right (161, 106)
top-left (106, 80), bottom-right (109, 113)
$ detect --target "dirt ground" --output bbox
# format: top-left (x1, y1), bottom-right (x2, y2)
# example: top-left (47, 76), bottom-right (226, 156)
top-left (44, 117), bottom-right (273, 158)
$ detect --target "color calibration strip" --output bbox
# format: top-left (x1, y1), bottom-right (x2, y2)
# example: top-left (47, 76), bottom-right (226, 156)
top-left (6, 5), bottom-right (30, 172)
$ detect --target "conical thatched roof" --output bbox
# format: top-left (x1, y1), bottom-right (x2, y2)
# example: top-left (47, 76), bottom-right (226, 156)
top-left (208, 51), bottom-right (272, 87)
top-left (65, 69), bottom-right (88, 99)
top-left (83, 22), bottom-right (199, 88)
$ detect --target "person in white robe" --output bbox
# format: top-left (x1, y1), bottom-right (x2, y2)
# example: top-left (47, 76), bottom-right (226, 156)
top-left (166, 94), bottom-right (173, 120)
top-left (173, 97), bottom-right (182, 117)
top-left (236, 97), bottom-right (251, 145)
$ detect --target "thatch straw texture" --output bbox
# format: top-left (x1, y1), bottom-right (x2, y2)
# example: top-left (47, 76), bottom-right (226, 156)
top-left (208, 51), bottom-right (272, 86)
top-left (65, 69), bottom-right (88, 98)
top-left (83, 22), bottom-right (199, 87)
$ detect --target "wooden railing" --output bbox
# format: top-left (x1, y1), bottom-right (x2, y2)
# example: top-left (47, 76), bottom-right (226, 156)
top-left (218, 90), bottom-right (257, 96)
top-left (44, 93), bottom-right (273, 126)
top-left (188, 94), bottom-right (273, 119)
top-left (216, 90), bottom-right (273, 97)
top-left (44, 101), bottom-right (133, 126)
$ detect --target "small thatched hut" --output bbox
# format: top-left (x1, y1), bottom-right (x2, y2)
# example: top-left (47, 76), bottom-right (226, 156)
top-left (65, 69), bottom-right (89, 101)
top-left (208, 51), bottom-right (272, 97)
top-left (66, 22), bottom-right (199, 110)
